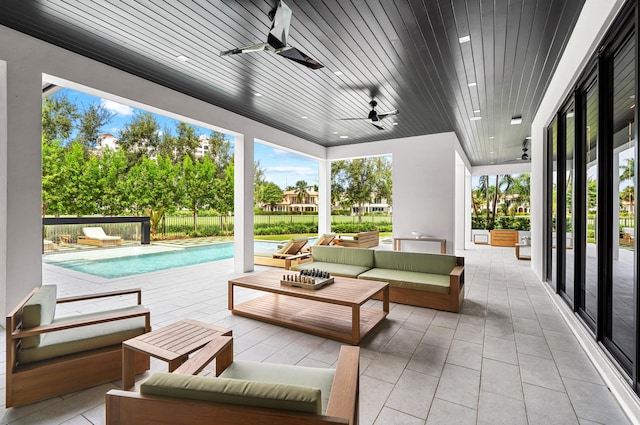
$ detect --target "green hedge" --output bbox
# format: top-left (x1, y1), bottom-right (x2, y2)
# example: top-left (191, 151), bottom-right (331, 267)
top-left (472, 216), bottom-right (530, 231)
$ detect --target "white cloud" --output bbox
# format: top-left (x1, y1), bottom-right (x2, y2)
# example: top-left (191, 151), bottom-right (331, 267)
top-left (266, 165), bottom-right (316, 177)
top-left (101, 99), bottom-right (134, 116)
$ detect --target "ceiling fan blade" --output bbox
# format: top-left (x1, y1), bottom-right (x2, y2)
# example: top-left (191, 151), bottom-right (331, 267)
top-left (277, 46), bottom-right (324, 69)
top-left (220, 43), bottom-right (269, 56)
top-left (370, 122), bottom-right (385, 130)
top-left (377, 109), bottom-right (399, 120)
top-left (338, 117), bottom-right (368, 121)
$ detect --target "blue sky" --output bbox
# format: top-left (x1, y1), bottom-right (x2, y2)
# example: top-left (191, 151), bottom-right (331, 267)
top-left (57, 88), bottom-right (318, 189)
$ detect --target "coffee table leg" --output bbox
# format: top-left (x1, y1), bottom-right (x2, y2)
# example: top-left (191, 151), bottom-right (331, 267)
top-left (169, 354), bottom-right (189, 372)
top-left (122, 345), bottom-right (135, 390)
top-left (228, 281), bottom-right (234, 311)
top-left (352, 305), bottom-right (360, 344)
top-left (382, 286), bottom-right (390, 313)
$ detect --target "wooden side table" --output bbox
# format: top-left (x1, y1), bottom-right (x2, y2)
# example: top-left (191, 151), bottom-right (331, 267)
top-left (122, 319), bottom-right (232, 389)
top-left (515, 243), bottom-right (531, 260)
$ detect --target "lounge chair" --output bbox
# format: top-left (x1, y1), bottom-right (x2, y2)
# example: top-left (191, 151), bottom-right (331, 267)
top-left (43, 239), bottom-right (56, 250)
top-left (254, 236), bottom-right (311, 270)
top-left (105, 338), bottom-right (360, 425)
top-left (77, 226), bottom-right (123, 246)
top-left (304, 233), bottom-right (336, 252)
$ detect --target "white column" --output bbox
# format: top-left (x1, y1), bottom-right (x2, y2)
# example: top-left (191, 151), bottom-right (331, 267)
top-left (234, 133), bottom-right (255, 273)
top-left (317, 158), bottom-right (331, 235)
top-left (0, 60), bottom-right (43, 319)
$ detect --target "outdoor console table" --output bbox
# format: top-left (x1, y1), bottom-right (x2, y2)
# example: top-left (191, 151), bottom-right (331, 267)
top-left (122, 319), bottom-right (232, 389)
top-left (515, 243), bottom-right (531, 260)
top-left (229, 269), bottom-right (389, 345)
top-left (393, 236), bottom-right (446, 253)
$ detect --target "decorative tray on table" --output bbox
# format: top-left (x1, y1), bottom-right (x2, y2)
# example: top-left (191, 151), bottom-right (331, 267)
top-left (280, 269), bottom-right (334, 290)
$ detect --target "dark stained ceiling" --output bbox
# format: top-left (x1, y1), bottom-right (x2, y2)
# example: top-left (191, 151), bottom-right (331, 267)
top-left (0, 0), bottom-right (586, 166)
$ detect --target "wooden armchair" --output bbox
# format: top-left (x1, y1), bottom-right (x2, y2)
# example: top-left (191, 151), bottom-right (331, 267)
top-left (6, 286), bottom-right (151, 407)
top-left (106, 337), bottom-right (360, 424)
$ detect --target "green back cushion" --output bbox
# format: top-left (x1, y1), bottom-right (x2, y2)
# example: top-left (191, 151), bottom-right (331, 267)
top-left (374, 250), bottom-right (456, 274)
top-left (22, 285), bottom-right (57, 348)
top-left (141, 373), bottom-right (322, 415)
top-left (312, 246), bottom-right (375, 268)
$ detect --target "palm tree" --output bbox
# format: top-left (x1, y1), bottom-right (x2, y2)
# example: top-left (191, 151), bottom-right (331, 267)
top-left (620, 158), bottom-right (635, 216)
top-left (620, 158), bottom-right (635, 183)
top-left (478, 175), bottom-right (491, 228)
top-left (294, 180), bottom-right (309, 214)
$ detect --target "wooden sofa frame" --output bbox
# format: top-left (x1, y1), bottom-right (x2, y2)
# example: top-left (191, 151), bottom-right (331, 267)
top-left (335, 230), bottom-right (379, 248)
top-left (106, 338), bottom-right (360, 425)
top-left (373, 256), bottom-right (465, 313)
top-left (6, 287), bottom-right (151, 407)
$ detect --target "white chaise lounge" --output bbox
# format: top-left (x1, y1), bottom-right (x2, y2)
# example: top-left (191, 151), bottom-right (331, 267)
top-left (77, 227), bottom-right (123, 246)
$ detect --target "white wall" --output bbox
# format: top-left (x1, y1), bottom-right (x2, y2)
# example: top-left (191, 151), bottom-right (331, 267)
top-left (328, 132), bottom-right (467, 254)
top-left (530, 0), bottom-right (627, 280)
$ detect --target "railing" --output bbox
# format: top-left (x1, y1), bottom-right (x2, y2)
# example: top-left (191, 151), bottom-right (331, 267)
top-left (43, 214), bottom-right (392, 241)
top-left (43, 216), bottom-right (150, 244)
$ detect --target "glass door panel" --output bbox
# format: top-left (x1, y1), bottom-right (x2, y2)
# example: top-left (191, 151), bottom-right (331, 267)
top-left (564, 104), bottom-right (576, 305)
top-left (584, 80), bottom-right (598, 323)
top-left (610, 34), bottom-right (636, 364)
top-left (549, 120), bottom-right (559, 291)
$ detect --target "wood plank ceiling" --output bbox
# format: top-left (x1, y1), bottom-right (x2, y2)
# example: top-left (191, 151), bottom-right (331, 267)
top-left (0, 0), bottom-right (586, 166)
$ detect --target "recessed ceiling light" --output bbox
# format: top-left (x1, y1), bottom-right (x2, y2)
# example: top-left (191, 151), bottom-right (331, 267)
top-left (334, 70), bottom-right (343, 76)
top-left (511, 115), bottom-right (522, 125)
top-left (470, 116), bottom-right (482, 121)
top-left (525, 136), bottom-right (532, 140)
top-left (489, 136), bottom-right (495, 139)
top-left (392, 122), bottom-right (399, 126)
top-left (254, 92), bottom-right (263, 97)
top-left (332, 131), bottom-right (338, 134)
top-left (631, 104), bottom-right (636, 109)
top-left (468, 82), bottom-right (477, 87)
top-left (473, 109), bottom-right (480, 114)
top-left (339, 135), bottom-right (349, 139)
top-left (301, 116), bottom-right (308, 119)
top-left (176, 55), bottom-right (189, 62)
top-left (490, 151), bottom-right (494, 154)
top-left (459, 35), bottom-right (471, 44)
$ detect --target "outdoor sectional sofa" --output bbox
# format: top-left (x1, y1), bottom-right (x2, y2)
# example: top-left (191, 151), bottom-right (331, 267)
top-left (291, 246), bottom-right (465, 312)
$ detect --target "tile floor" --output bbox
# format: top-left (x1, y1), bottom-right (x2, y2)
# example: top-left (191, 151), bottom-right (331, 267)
top-left (0, 243), bottom-right (634, 424)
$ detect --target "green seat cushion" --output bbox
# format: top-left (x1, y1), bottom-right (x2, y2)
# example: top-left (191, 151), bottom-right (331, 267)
top-left (22, 285), bottom-right (57, 348)
top-left (373, 250), bottom-right (456, 275)
top-left (141, 373), bottom-right (323, 415)
top-left (311, 246), bottom-right (375, 268)
top-left (358, 268), bottom-right (451, 294)
top-left (290, 261), bottom-right (371, 278)
top-left (220, 360), bottom-right (335, 414)
top-left (17, 306), bottom-right (147, 364)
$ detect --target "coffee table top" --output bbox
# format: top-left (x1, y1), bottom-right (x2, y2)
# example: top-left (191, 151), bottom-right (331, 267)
top-left (230, 269), bottom-right (388, 306)
top-left (123, 319), bottom-right (232, 362)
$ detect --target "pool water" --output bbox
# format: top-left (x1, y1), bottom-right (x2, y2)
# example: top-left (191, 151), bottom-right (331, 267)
top-left (45, 241), bottom-right (284, 279)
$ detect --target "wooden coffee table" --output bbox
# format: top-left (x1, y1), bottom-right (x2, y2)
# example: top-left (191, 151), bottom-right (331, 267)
top-left (122, 319), bottom-right (232, 389)
top-left (228, 269), bottom-right (389, 344)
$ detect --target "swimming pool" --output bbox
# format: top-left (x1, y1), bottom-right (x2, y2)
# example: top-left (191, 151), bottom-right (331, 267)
top-left (44, 241), bottom-right (284, 279)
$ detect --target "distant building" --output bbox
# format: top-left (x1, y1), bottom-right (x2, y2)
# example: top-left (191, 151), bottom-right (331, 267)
top-left (266, 189), bottom-right (318, 213)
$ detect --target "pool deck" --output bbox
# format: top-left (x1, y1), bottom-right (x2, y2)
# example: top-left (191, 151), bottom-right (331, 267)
top-left (0, 243), bottom-right (633, 424)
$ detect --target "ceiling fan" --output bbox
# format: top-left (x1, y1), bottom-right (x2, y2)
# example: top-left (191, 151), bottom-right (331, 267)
top-left (339, 100), bottom-right (399, 130)
top-left (219, 0), bottom-right (323, 70)
top-left (506, 140), bottom-right (531, 162)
